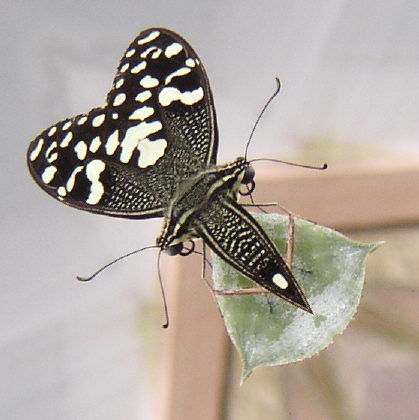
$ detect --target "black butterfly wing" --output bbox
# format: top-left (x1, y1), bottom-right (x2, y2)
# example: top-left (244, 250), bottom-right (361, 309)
top-left (193, 195), bottom-right (312, 313)
top-left (27, 28), bottom-right (218, 219)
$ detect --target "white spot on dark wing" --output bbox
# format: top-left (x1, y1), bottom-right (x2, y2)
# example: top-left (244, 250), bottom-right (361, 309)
top-left (41, 166), bottom-right (57, 184)
top-left (62, 121), bottom-right (72, 130)
top-left (85, 160), bottom-right (106, 205)
top-left (57, 186), bottom-right (67, 197)
top-left (115, 78), bottom-right (124, 88)
top-left (29, 138), bottom-right (44, 161)
top-left (140, 75), bottom-right (159, 88)
top-left (130, 61), bottom-right (146, 74)
top-left (151, 49), bottom-right (162, 59)
top-left (129, 121), bottom-right (162, 140)
top-left (48, 126), bottom-right (57, 136)
top-left (128, 106), bottom-right (154, 120)
top-left (135, 91), bottom-right (152, 102)
top-left (45, 141), bottom-right (58, 163)
top-left (77, 116), bottom-right (88, 125)
top-left (112, 113), bottom-right (119, 120)
top-left (105, 130), bottom-right (119, 155)
top-left (165, 67), bottom-right (191, 84)
top-left (137, 30), bottom-right (160, 45)
top-left (74, 141), bottom-right (88, 160)
top-left (92, 114), bottom-right (105, 127)
top-left (120, 63), bottom-right (129, 73)
top-left (165, 42), bottom-right (183, 58)
top-left (60, 131), bottom-right (73, 148)
top-left (90, 136), bottom-right (101, 153)
top-left (125, 48), bottom-right (136, 58)
top-left (118, 121), bottom-right (163, 165)
top-left (137, 138), bottom-right (167, 168)
top-left (140, 46), bottom-right (161, 59)
top-left (185, 58), bottom-right (196, 67)
top-left (119, 133), bottom-right (139, 164)
top-left (159, 86), bottom-right (204, 106)
top-left (273, 274), bottom-right (288, 290)
top-left (66, 166), bottom-right (84, 192)
top-left (113, 93), bottom-right (126, 106)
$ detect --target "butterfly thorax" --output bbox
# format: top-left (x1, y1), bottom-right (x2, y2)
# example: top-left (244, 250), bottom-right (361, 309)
top-left (156, 157), bottom-right (251, 251)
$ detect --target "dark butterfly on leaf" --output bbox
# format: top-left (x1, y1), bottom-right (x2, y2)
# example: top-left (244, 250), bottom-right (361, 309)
top-left (27, 28), bottom-right (312, 314)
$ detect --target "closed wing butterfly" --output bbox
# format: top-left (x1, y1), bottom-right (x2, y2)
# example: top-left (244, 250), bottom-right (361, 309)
top-left (27, 28), bottom-right (312, 314)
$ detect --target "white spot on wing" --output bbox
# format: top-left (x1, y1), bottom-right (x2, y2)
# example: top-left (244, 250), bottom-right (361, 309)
top-left (41, 166), bottom-right (57, 184)
top-left (47, 152), bottom-right (58, 163)
top-left (273, 274), bottom-right (288, 290)
top-left (159, 86), bottom-right (204, 106)
top-left (165, 42), bottom-right (183, 58)
top-left (62, 121), bottom-right (72, 130)
top-left (48, 126), bottom-right (57, 136)
top-left (29, 138), bottom-right (44, 161)
top-left (57, 186), bottom-right (67, 197)
top-left (119, 121), bottom-right (163, 165)
top-left (120, 63), bottom-right (129, 73)
top-left (129, 106), bottom-right (154, 120)
top-left (113, 93), bottom-right (126, 107)
top-left (115, 78), bottom-right (124, 88)
top-left (74, 141), bottom-right (88, 160)
top-left (126, 121), bottom-right (162, 141)
top-left (90, 136), bottom-right (101, 153)
top-left (140, 75), bottom-right (159, 88)
top-left (119, 134), bottom-right (139, 164)
top-left (135, 91), bottom-right (152, 102)
top-left (85, 160), bottom-right (106, 205)
top-left (77, 116), bottom-right (88, 125)
top-left (66, 165), bottom-right (83, 192)
top-left (60, 131), bottom-right (73, 148)
top-left (92, 114), bottom-right (105, 127)
top-left (138, 138), bottom-right (167, 168)
top-left (105, 130), bottom-right (119, 155)
top-left (140, 46), bottom-right (161, 59)
top-left (130, 61), bottom-right (146, 74)
top-left (46, 141), bottom-right (58, 163)
top-left (185, 58), bottom-right (196, 67)
top-left (165, 67), bottom-right (191, 84)
top-left (151, 49), bottom-right (162, 59)
top-left (137, 30), bottom-right (160, 45)
top-left (125, 48), bottom-right (136, 57)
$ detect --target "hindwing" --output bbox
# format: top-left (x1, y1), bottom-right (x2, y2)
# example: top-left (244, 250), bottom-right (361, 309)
top-left (193, 195), bottom-right (311, 312)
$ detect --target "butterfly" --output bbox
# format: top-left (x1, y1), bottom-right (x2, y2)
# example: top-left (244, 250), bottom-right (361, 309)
top-left (27, 27), bottom-right (312, 314)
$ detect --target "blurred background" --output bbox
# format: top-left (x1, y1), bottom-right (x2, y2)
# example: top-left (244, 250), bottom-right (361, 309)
top-left (1, 1), bottom-right (419, 419)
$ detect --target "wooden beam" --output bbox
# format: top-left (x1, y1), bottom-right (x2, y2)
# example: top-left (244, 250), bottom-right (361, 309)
top-left (255, 159), bottom-right (419, 230)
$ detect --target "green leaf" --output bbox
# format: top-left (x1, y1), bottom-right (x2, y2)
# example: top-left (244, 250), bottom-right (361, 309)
top-left (212, 214), bottom-right (381, 383)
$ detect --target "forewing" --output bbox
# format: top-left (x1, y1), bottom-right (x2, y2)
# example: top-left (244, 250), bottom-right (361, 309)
top-left (193, 196), bottom-right (312, 312)
top-left (27, 28), bottom-right (218, 219)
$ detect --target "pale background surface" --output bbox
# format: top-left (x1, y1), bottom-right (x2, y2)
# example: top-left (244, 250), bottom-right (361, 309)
top-left (1, 1), bottom-right (419, 418)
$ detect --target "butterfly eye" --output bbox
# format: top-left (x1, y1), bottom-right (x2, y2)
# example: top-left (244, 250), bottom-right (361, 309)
top-left (165, 242), bottom-right (184, 256)
top-left (165, 240), bottom-right (195, 256)
top-left (238, 165), bottom-right (256, 196)
top-left (242, 165), bottom-right (255, 185)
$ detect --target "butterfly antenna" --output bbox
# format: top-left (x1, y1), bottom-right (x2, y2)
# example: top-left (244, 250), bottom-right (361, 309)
top-left (157, 250), bottom-right (170, 328)
top-left (244, 77), bottom-right (281, 160)
top-left (250, 157), bottom-right (327, 170)
top-left (77, 245), bottom-right (158, 282)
